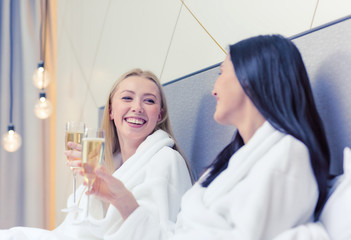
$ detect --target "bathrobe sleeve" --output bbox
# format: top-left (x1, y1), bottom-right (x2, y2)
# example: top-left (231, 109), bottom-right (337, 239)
top-left (104, 147), bottom-right (192, 240)
top-left (271, 222), bottom-right (330, 240)
top-left (273, 147), bottom-right (351, 240)
top-left (110, 136), bottom-right (319, 240)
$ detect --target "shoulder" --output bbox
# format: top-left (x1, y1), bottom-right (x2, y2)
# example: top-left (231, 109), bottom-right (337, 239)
top-left (276, 135), bottom-right (309, 159)
top-left (144, 146), bottom-right (192, 189)
top-left (138, 139), bottom-right (187, 172)
top-left (268, 133), bottom-right (308, 159)
top-left (255, 134), bottom-right (311, 177)
top-left (150, 146), bottom-right (187, 172)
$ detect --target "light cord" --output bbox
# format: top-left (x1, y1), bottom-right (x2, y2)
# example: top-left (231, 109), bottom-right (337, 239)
top-left (9, 0), bottom-right (14, 125)
top-left (310, 0), bottom-right (319, 29)
top-left (180, 0), bottom-right (227, 55)
top-left (159, 2), bottom-right (183, 80)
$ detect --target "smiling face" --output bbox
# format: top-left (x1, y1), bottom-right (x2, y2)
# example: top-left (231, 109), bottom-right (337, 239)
top-left (109, 75), bottom-right (162, 145)
top-left (212, 55), bottom-right (248, 126)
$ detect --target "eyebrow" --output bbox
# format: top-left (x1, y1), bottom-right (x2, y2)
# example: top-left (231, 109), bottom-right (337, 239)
top-left (120, 90), bottom-right (158, 99)
top-left (120, 90), bottom-right (134, 94)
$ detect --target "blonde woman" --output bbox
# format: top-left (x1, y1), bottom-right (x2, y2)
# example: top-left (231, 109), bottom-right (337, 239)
top-left (0, 69), bottom-right (193, 240)
top-left (57, 68), bottom-right (193, 239)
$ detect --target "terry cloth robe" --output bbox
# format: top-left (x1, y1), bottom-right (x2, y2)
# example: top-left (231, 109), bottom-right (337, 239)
top-left (272, 147), bottom-right (351, 240)
top-left (0, 129), bottom-right (192, 240)
top-left (112, 121), bottom-right (319, 240)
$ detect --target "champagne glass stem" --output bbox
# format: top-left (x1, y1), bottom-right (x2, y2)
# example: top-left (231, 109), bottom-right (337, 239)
top-left (73, 171), bottom-right (77, 204)
top-left (86, 182), bottom-right (92, 218)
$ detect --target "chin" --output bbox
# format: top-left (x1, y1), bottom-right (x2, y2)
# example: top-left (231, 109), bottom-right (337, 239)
top-left (213, 113), bottom-right (222, 124)
top-left (214, 113), bottom-right (231, 126)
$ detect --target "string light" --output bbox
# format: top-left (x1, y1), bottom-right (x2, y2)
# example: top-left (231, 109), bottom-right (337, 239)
top-left (2, 125), bottom-right (22, 152)
top-left (34, 92), bottom-right (53, 119)
top-left (2, 0), bottom-right (22, 152)
top-left (33, 0), bottom-right (53, 119)
top-left (32, 60), bottom-right (50, 89)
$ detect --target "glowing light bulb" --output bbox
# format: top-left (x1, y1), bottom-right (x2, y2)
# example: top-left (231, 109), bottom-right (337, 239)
top-left (32, 61), bottom-right (50, 89)
top-left (2, 125), bottom-right (22, 152)
top-left (34, 92), bottom-right (53, 119)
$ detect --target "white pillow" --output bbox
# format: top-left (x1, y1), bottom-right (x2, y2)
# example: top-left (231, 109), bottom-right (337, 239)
top-left (320, 147), bottom-right (351, 240)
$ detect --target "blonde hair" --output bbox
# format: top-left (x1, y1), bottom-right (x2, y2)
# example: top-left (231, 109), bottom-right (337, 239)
top-left (101, 68), bottom-right (193, 181)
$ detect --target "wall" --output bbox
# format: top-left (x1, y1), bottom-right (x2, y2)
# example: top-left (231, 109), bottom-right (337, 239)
top-left (54, 0), bottom-right (351, 225)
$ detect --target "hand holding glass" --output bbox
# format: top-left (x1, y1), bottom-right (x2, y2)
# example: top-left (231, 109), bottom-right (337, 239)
top-left (62, 121), bottom-right (85, 213)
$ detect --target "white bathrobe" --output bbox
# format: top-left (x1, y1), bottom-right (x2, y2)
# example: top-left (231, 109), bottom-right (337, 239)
top-left (272, 147), bottom-right (351, 240)
top-left (113, 121), bottom-right (319, 240)
top-left (0, 130), bottom-right (192, 240)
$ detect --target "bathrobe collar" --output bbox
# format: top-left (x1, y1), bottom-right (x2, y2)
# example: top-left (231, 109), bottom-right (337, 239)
top-left (202, 121), bottom-right (284, 205)
top-left (113, 129), bottom-right (174, 188)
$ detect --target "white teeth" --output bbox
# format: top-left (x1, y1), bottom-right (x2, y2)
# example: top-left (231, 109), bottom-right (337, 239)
top-left (126, 118), bottom-right (145, 125)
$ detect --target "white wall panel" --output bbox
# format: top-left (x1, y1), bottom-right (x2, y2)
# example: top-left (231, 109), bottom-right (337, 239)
top-left (160, 5), bottom-right (227, 82)
top-left (185, 0), bottom-right (317, 47)
top-left (54, 0), bottom-right (351, 226)
top-left (314, 0), bottom-right (351, 27)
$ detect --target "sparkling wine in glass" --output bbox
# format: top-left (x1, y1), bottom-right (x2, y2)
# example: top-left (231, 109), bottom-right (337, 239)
top-left (62, 121), bottom-right (85, 213)
top-left (78, 127), bottom-right (105, 224)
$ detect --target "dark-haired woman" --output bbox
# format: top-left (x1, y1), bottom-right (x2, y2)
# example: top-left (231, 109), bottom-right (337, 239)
top-left (89, 34), bottom-right (330, 240)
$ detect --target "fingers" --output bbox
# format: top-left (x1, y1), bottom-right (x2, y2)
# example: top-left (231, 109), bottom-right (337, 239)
top-left (86, 176), bottom-right (103, 197)
top-left (78, 168), bottom-right (84, 176)
top-left (66, 159), bottom-right (82, 168)
top-left (95, 167), bottom-right (116, 184)
top-left (88, 181), bottom-right (99, 195)
top-left (64, 149), bottom-right (82, 161)
top-left (67, 141), bottom-right (82, 151)
top-left (85, 185), bottom-right (94, 195)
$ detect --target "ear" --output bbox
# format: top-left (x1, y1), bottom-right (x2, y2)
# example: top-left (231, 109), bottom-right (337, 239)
top-left (158, 109), bottom-right (163, 122)
top-left (109, 108), bottom-right (114, 120)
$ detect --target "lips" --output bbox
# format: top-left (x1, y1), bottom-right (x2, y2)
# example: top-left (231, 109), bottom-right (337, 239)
top-left (125, 117), bottom-right (146, 125)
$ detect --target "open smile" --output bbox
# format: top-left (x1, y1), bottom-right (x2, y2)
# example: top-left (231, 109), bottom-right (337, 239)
top-left (124, 117), bottom-right (146, 125)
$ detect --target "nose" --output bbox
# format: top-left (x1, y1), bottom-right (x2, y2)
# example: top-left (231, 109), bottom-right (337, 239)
top-left (131, 101), bottom-right (143, 113)
top-left (212, 89), bottom-right (217, 97)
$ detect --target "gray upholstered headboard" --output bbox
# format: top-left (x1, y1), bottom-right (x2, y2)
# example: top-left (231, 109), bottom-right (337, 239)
top-left (164, 15), bottom-right (351, 180)
top-left (98, 16), bottom-right (351, 180)
top-left (163, 64), bottom-right (232, 179)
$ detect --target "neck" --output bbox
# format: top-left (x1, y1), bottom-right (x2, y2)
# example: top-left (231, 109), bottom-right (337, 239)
top-left (237, 118), bottom-right (265, 144)
top-left (119, 138), bottom-right (143, 163)
top-left (235, 104), bottom-right (266, 144)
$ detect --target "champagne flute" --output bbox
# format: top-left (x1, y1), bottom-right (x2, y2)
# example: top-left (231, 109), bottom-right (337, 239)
top-left (78, 127), bottom-right (105, 224)
top-left (62, 121), bottom-right (85, 213)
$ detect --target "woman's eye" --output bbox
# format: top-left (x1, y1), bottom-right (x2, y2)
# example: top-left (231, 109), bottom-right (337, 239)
top-left (122, 96), bottom-right (132, 101)
top-left (145, 99), bottom-right (155, 104)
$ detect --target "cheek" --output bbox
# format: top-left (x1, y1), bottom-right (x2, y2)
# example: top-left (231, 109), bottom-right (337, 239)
top-left (110, 108), bottom-right (124, 125)
top-left (112, 102), bottom-right (128, 116)
top-left (148, 107), bottom-right (162, 122)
